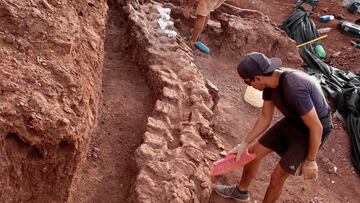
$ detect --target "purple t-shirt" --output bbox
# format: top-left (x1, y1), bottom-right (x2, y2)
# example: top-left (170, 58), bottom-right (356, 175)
top-left (263, 70), bottom-right (330, 119)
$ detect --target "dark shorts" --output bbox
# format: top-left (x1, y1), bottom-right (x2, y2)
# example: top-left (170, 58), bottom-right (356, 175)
top-left (259, 115), bottom-right (332, 175)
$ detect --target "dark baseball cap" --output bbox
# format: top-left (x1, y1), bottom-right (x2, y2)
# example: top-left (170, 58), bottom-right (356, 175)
top-left (237, 52), bottom-right (282, 79)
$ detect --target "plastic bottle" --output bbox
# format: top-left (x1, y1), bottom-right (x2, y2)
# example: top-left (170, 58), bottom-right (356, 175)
top-left (315, 44), bottom-right (327, 59)
top-left (339, 21), bottom-right (360, 38)
top-left (244, 85), bottom-right (263, 108)
top-left (319, 15), bottom-right (335, 23)
top-left (318, 27), bottom-right (332, 34)
top-left (194, 40), bottom-right (210, 54)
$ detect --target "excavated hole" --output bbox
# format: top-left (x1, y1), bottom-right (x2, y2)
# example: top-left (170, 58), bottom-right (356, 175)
top-left (58, 140), bottom-right (75, 154)
top-left (27, 147), bottom-right (44, 160)
top-left (68, 1), bottom-right (155, 202)
top-left (5, 132), bottom-right (44, 161)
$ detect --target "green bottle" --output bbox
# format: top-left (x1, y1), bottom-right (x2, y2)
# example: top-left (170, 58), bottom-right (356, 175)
top-left (315, 44), bottom-right (326, 59)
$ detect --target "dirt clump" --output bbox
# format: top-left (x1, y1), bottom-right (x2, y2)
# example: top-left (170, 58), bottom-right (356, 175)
top-left (213, 5), bottom-right (303, 67)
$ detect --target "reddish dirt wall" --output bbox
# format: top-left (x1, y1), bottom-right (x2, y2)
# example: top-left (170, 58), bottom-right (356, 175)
top-left (0, 0), bottom-right (107, 201)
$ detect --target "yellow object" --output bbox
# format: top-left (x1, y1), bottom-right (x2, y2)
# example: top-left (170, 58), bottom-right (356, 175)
top-left (296, 35), bottom-right (328, 48)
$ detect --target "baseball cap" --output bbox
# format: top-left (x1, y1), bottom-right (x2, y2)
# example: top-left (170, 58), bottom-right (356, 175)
top-left (237, 52), bottom-right (282, 79)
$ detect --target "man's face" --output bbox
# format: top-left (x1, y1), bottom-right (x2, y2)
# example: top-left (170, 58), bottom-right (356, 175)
top-left (243, 78), bottom-right (253, 86)
top-left (243, 76), bottom-right (265, 91)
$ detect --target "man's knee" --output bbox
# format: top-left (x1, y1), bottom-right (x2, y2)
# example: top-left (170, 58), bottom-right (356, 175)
top-left (195, 15), bottom-right (208, 23)
top-left (248, 143), bottom-right (272, 160)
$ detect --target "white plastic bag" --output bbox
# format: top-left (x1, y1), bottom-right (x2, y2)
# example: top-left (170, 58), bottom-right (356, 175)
top-left (156, 7), bottom-right (177, 38)
top-left (165, 30), bottom-right (177, 38)
top-left (318, 27), bottom-right (332, 34)
top-left (157, 8), bottom-right (171, 16)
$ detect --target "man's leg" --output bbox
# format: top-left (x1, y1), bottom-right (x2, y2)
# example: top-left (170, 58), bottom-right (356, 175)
top-left (237, 143), bottom-right (273, 191)
top-left (215, 143), bottom-right (272, 201)
top-left (205, 14), bottom-right (210, 27)
top-left (190, 14), bottom-right (209, 45)
top-left (263, 164), bottom-right (290, 203)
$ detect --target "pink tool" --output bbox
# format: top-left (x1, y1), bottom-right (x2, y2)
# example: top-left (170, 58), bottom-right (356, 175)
top-left (210, 151), bottom-right (256, 176)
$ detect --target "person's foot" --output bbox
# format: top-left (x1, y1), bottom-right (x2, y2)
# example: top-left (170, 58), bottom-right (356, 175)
top-left (215, 185), bottom-right (250, 202)
top-left (185, 36), bottom-right (195, 49)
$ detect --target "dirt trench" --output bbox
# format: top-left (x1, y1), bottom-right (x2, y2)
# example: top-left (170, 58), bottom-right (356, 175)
top-left (68, 3), bottom-right (155, 202)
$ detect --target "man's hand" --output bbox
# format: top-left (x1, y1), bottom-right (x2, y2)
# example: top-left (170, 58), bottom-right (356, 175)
top-left (227, 141), bottom-right (249, 161)
top-left (182, 6), bottom-right (192, 18)
top-left (302, 160), bottom-right (318, 181)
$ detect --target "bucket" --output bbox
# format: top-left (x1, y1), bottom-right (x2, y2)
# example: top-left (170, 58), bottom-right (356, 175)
top-left (243, 85), bottom-right (263, 108)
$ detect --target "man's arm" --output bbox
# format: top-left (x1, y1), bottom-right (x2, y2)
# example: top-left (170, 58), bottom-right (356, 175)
top-left (228, 100), bottom-right (274, 160)
top-left (301, 107), bottom-right (323, 161)
top-left (244, 100), bottom-right (275, 144)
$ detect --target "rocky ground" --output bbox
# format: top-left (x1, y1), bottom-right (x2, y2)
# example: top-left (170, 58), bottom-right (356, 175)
top-left (1, 0), bottom-right (359, 202)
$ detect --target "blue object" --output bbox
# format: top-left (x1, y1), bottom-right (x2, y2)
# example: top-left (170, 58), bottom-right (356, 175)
top-left (194, 40), bottom-right (210, 54)
top-left (319, 15), bottom-right (334, 23)
top-left (348, 2), bottom-right (360, 14)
